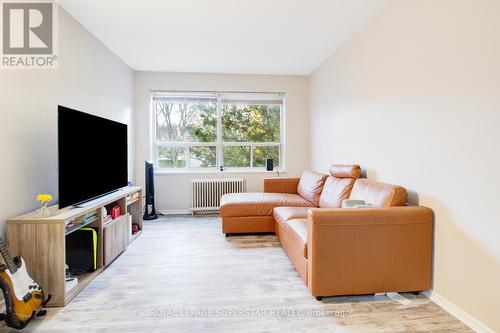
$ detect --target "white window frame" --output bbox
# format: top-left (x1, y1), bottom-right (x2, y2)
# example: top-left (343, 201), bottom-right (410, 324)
top-left (150, 90), bottom-right (285, 174)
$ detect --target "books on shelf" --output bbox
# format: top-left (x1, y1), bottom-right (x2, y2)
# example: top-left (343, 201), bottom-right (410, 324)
top-left (63, 206), bottom-right (130, 232)
top-left (126, 192), bottom-right (140, 205)
top-left (65, 210), bottom-right (98, 233)
top-left (104, 214), bottom-right (124, 227)
top-left (103, 215), bottom-right (113, 228)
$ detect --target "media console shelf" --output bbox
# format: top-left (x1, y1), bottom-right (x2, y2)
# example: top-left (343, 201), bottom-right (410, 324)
top-left (7, 186), bottom-right (143, 306)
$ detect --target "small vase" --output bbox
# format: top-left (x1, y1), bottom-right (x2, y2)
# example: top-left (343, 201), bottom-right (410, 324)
top-left (39, 204), bottom-right (50, 217)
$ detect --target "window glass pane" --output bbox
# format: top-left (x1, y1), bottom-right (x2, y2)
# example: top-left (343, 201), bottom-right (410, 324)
top-left (155, 99), bottom-right (217, 142)
top-left (189, 146), bottom-right (217, 168)
top-left (158, 146), bottom-right (186, 168)
top-left (222, 104), bottom-right (280, 142)
top-left (153, 92), bottom-right (284, 171)
top-left (253, 146), bottom-right (280, 168)
top-left (223, 146), bottom-right (250, 168)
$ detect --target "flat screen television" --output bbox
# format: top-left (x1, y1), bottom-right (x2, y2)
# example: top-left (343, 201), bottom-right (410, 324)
top-left (58, 106), bottom-right (128, 208)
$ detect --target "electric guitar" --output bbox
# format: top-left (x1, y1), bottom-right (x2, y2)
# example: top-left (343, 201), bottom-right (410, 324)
top-left (0, 238), bottom-right (49, 329)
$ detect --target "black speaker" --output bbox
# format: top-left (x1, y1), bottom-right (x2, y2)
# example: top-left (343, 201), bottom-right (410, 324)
top-left (66, 228), bottom-right (98, 273)
top-left (143, 161), bottom-right (158, 220)
top-left (266, 158), bottom-right (274, 172)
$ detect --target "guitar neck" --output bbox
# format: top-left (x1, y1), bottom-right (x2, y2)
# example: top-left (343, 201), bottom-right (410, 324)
top-left (0, 239), bottom-right (17, 273)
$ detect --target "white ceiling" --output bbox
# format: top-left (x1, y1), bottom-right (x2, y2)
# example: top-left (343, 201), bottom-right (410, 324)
top-left (57, 0), bottom-right (387, 75)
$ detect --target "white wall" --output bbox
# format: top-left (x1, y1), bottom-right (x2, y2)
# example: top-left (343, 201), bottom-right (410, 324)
top-left (134, 72), bottom-right (309, 212)
top-left (309, 0), bottom-right (500, 331)
top-left (0, 8), bottom-right (133, 235)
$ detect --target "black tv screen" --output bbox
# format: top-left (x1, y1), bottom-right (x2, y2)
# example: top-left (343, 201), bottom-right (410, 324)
top-left (58, 106), bottom-right (128, 208)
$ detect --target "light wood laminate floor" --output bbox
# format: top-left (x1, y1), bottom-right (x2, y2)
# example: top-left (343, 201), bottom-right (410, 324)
top-left (1, 216), bottom-right (472, 333)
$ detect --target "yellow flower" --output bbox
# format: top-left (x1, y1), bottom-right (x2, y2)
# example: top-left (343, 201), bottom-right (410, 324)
top-left (36, 194), bottom-right (53, 203)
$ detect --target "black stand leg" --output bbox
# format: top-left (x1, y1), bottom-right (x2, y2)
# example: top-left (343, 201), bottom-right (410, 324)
top-left (315, 296), bottom-right (323, 301)
top-left (225, 233), bottom-right (230, 237)
top-left (42, 294), bottom-right (52, 307)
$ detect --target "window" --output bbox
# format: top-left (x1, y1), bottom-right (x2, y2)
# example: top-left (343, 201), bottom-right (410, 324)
top-left (152, 91), bottom-right (284, 172)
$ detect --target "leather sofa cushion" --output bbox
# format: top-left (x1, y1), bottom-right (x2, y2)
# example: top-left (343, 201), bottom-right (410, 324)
top-left (273, 207), bottom-right (310, 226)
top-left (329, 164), bottom-right (361, 179)
top-left (282, 219), bottom-right (308, 258)
top-left (296, 171), bottom-right (327, 206)
top-left (220, 193), bottom-right (316, 218)
top-left (319, 176), bottom-right (356, 208)
top-left (349, 179), bottom-right (408, 207)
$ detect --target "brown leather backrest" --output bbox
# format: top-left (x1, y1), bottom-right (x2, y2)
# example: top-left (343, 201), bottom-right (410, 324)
top-left (349, 178), bottom-right (408, 207)
top-left (329, 164), bottom-right (361, 179)
top-left (297, 171), bottom-right (327, 206)
top-left (318, 164), bottom-right (361, 208)
top-left (319, 177), bottom-right (356, 208)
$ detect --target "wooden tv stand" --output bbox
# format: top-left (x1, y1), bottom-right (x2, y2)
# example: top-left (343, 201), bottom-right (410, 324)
top-left (7, 186), bottom-right (143, 307)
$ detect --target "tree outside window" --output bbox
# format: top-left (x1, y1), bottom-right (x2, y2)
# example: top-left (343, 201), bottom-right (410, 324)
top-left (152, 92), bottom-right (283, 171)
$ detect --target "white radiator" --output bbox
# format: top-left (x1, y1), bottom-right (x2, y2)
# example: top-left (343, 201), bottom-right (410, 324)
top-left (191, 178), bottom-right (245, 214)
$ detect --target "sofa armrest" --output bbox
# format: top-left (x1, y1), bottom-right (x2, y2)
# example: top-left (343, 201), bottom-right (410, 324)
top-left (307, 206), bottom-right (433, 297)
top-left (263, 177), bottom-right (300, 194)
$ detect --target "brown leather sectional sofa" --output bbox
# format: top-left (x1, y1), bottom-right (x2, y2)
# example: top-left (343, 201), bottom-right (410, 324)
top-left (220, 165), bottom-right (433, 300)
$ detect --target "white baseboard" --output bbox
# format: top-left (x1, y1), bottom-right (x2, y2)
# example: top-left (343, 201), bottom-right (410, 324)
top-left (158, 209), bottom-right (192, 215)
top-left (423, 290), bottom-right (495, 333)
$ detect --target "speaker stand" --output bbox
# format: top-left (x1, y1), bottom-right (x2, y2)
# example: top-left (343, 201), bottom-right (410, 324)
top-left (143, 203), bottom-right (158, 220)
